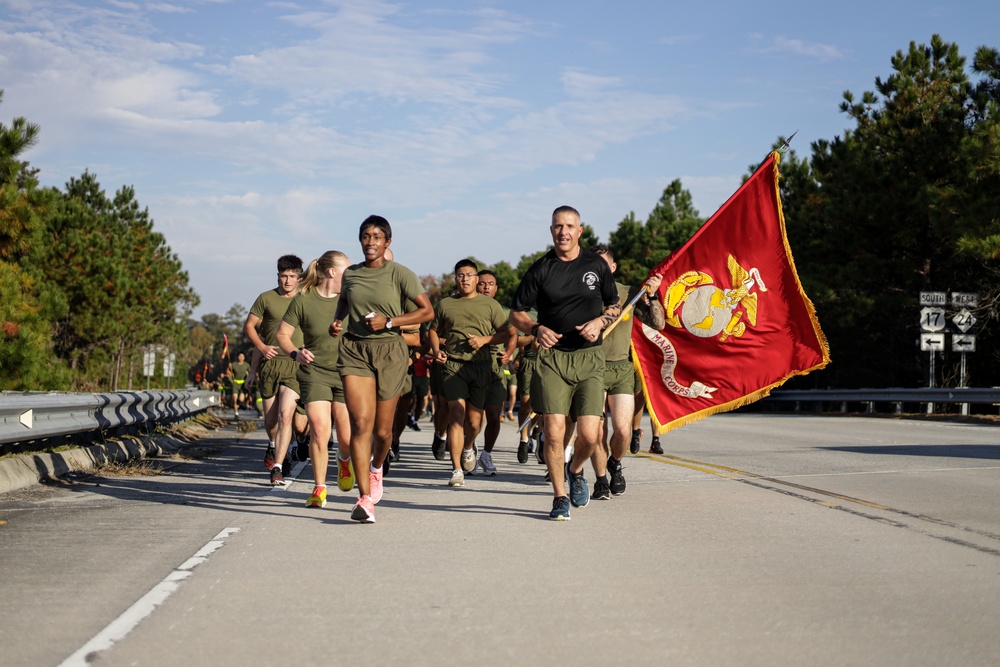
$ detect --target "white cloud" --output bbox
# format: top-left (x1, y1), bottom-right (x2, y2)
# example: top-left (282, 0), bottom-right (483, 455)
top-left (749, 34), bottom-right (845, 61)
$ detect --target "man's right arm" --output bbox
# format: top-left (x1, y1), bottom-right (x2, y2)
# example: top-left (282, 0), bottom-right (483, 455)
top-left (244, 312), bottom-right (278, 360)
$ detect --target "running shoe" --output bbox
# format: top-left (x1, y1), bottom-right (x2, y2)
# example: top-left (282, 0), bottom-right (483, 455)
top-left (370, 467), bottom-right (384, 504)
top-left (305, 486), bottom-right (327, 508)
top-left (649, 436), bottom-right (664, 455)
top-left (517, 440), bottom-right (530, 464)
top-left (337, 457), bottom-right (355, 492)
top-left (264, 445), bottom-right (275, 470)
top-left (281, 454), bottom-right (292, 477)
top-left (270, 465), bottom-right (285, 487)
top-left (461, 446), bottom-right (476, 472)
top-left (568, 469), bottom-right (589, 508)
top-left (351, 495), bottom-right (376, 523)
top-left (591, 476), bottom-right (611, 500)
top-left (448, 469), bottom-right (465, 487)
top-left (295, 440), bottom-right (310, 461)
top-left (392, 440), bottom-right (400, 462)
top-left (549, 496), bottom-right (571, 521)
top-left (387, 446), bottom-right (398, 463)
top-left (432, 434), bottom-right (447, 461)
top-left (479, 450), bottom-right (497, 476)
top-left (506, 411), bottom-right (515, 421)
top-left (407, 414), bottom-right (421, 431)
top-left (629, 429), bottom-right (642, 455)
top-left (608, 456), bottom-right (626, 496)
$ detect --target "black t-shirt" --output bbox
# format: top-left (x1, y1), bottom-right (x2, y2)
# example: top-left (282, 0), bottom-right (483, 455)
top-left (511, 248), bottom-right (619, 351)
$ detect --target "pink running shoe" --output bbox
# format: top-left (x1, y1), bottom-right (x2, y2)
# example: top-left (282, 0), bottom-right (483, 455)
top-left (370, 467), bottom-right (383, 504)
top-left (351, 495), bottom-right (375, 523)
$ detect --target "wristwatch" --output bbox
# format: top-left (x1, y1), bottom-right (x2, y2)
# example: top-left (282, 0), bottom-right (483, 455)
top-left (289, 350), bottom-right (298, 361)
top-left (386, 318), bottom-right (393, 330)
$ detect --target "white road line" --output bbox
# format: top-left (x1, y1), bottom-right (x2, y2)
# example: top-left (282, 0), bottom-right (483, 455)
top-left (58, 527), bottom-right (240, 667)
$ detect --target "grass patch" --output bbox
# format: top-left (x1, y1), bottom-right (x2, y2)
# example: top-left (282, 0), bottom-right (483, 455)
top-left (92, 458), bottom-right (165, 477)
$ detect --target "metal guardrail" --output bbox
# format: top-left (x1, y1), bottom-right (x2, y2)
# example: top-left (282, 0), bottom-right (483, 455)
top-left (766, 388), bottom-right (1000, 404)
top-left (0, 390), bottom-right (219, 446)
top-left (764, 387), bottom-right (1000, 417)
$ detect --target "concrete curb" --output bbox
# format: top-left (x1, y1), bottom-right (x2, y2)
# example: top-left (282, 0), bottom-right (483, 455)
top-left (0, 413), bottom-right (230, 496)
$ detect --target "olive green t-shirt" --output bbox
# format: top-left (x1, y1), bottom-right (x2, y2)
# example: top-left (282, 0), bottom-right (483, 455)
top-left (432, 294), bottom-right (510, 363)
top-left (282, 289), bottom-right (341, 372)
top-left (249, 288), bottom-right (303, 353)
top-left (341, 261), bottom-right (425, 339)
top-left (231, 362), bottom-right (250, 381)
top-left (602, 282), bottom-right (635, 363)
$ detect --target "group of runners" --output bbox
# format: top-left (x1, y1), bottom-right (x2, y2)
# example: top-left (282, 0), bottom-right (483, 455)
top-left (242, 208), bottom-right (664, 522)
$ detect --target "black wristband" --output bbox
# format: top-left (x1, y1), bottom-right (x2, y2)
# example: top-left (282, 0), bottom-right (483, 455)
top-left (530, 324), bottom-right (540, 337)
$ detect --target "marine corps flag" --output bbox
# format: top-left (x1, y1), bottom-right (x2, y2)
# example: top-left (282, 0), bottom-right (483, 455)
top-left (631, 151), bottom-right (829, 434)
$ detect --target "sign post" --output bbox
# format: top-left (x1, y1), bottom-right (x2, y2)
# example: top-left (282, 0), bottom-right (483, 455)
top-left (143, 348), bottom-right (156, 391)
top-left (163, 352), bottom-right (176, 390)
top-left (918, 293), bottom-right (946, 413)
top-left (951, 292), bottom-right (978, 416)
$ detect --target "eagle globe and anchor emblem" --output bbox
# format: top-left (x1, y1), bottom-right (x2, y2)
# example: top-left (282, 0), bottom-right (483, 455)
top-left (639, 254), bottom-right (767, 399)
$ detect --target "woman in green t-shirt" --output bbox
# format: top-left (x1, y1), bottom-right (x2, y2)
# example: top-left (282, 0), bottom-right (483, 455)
top-left (277, 250), bottom-right (355, 509)
top-left (331, 216), bottom-right (433, 523)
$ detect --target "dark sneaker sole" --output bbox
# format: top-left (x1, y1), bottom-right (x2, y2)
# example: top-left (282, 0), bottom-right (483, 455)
top-left (351, 506), bottom-right (375, 523)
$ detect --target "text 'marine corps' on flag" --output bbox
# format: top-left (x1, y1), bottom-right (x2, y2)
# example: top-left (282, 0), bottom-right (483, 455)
top-left (630, 150), bottom-right (830, 434)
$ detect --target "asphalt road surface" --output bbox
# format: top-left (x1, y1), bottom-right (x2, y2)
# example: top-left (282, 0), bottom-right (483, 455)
top-left (1, 411), bottom-right (998, 666)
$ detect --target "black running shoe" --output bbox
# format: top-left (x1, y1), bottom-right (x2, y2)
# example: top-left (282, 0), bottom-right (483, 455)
top-left (295, 441), bottom-right (310, 461)
top-left (591, 476), bottom-right (611, 500)
top-left (549, 495), bottom-right (571, 521)
top-left (281, 455), bottom-right (292, 477)
top-left (608, 456), bottom-right (626, 496)
top-left (407, 415), bottom-right (421, 432)
top-left (517, 440), bottom-right (529, 464)
top-left (629, 429), bottom-right (641, 455)
top-left (649, 436), bottom-right (664, 455)
top-left (270, 465), bottom-right (285, 486)
top-left (432, 434), bottom-right (447, 461)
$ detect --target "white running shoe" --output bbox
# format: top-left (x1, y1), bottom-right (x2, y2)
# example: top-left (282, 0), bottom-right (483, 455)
top-left (448, 469), bottom-right (465, 487)
top-left (460, 447), bottom-right (476, 472)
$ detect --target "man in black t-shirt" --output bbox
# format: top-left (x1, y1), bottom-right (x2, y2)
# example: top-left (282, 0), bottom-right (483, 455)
top-left (510, 205), bottom-right (621, 520)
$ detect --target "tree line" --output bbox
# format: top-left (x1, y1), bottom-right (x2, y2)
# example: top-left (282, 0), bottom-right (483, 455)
top-left (2, 35), bottom-right (998, 393)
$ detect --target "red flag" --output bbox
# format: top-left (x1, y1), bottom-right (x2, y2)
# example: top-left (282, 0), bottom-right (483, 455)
top-left (631, 151), bottom-right (829, 434)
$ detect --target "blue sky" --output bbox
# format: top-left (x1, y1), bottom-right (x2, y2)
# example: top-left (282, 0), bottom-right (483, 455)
top-left (2, 0), bottom-right (996, 317)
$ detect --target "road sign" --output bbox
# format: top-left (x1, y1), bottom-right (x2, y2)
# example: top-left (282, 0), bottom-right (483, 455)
top-left (919, 307), bottom-right (946, 332)
top-left (952, 334), bottom-right (976, 353)
top-left (920, 333), bottom-right (945, 351)
top-left (143, 349), bottom-right (156, 377)
top-left (952, 308), bottom-right (977, 333)
top-left (163, 352), bottom-right (176, 377)
top-left (951, 292), bottom-right (979, 308)
top-left (920, 291), bottom-right (947, 306)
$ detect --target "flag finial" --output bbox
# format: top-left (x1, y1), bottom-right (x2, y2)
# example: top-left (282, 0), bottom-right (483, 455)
top-left (777, 130), bottom-right (798, 155)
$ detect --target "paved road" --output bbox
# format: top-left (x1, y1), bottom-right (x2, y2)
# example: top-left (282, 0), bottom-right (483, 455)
top-left (1, 412), bottom-right (998, 666)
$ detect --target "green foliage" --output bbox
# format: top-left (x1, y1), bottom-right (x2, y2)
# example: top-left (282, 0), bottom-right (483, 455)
top-left (785, 35), bottom-right (1000, 387)
top-left (1, 89), bottom-right (199, 391)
